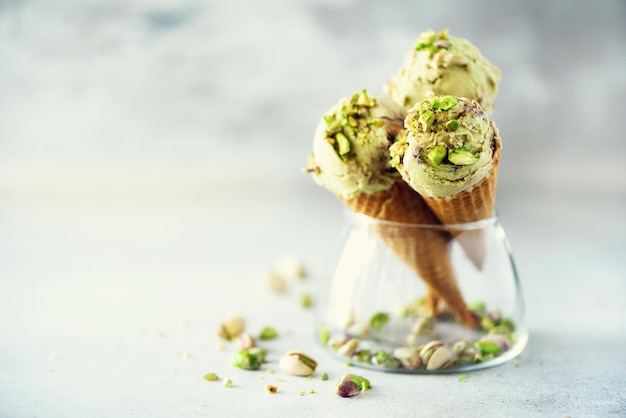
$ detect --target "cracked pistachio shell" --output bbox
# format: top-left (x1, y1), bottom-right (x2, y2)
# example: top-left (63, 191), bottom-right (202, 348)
top-left (425, 344), bottom-right (452, 370)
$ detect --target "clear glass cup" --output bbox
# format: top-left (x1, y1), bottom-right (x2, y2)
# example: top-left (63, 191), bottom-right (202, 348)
top-left (316, 211), bottom-right (527, 373)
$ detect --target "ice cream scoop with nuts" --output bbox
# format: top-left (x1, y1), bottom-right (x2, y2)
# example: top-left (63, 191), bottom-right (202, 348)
top-left (385, 29), bottom-right (501, 114)
top-left (306, 90), bottom-right (405, 200)
top-left (390, 94), bottom-right (498, 198)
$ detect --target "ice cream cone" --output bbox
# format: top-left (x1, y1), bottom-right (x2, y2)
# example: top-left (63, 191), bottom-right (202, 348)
top-left (421, 136), bottom-right (500, 269)
top-left (341, 181), bottom-right (475, 326)
top-left (391, 95), bottom-right (502, 270)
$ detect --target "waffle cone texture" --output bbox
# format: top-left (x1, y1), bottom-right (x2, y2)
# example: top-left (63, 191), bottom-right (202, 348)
top-left (341, 181), bottom-right (475, 326)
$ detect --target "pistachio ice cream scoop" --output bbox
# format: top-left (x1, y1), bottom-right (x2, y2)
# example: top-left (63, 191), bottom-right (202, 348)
top-left (390, 95), bottom-right (499, 198)
top-left (384, 29), bottom-right (501, 114)
top-left (307, 90), bottom-right (406, 200)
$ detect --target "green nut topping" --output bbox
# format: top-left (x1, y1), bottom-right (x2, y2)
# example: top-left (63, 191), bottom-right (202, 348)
top-left (335, 132), bottom-right (351, 157)
top-left (445, 120), bottom-right (460, 131)
top-left (369, 312), bottom-right (390, 330)
top-left (448, 148), bottom-right (480, 165)
top-left (323, 89), bottom-right (381, 159)
top-left (427, 145), bottom-right (447, 165)
top-left (418, 110), bottom-right (435, 131)
top-left (415, 29), bottom-right (450, 53)
top-left (355, 90), bottom-right (375, 107)
top-left (431, 95), bottom-right (458, 111)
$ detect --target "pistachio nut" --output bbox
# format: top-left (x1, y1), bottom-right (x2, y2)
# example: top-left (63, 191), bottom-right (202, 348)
top-left (236, 332), bottom-right (256, 350)
top-left (275, 255), bottom-right (306, 280)
top-left (318, 325), bottom-right (331, 345)
top-left (420, 340), bottom-right (452, 370)
top-left (327, 334), bottom-right (349, 349)
top-left (479, 334), bottom-right (511, 353)
top-left (346, 322), bottom-right (372, 339)
top-left (393, 347), bottom-right (422, 370)
top-left (452, 339), bottom-right (479, 362)
top-left (203, 372), bottom-right (219, 381)
top-left (411, 315), bottom-right (435, 336)
top-left (337, 338), bottom-right (360, 357)
top-left (371, 349), bottom-right (401, 369)
top-left (468, 301), bottom-right (487, 316)
top-left (300, 292), bottom-right (314, 308)
top-left (353, 349), bottom-right (372, 363)
top-left (258, 326), bottom-right (279, 341)
top-left (230, 349), bottom-right (263, 370)
top-left (267, 271), bottom-right (287, 292)
top-left (279, 351), bottom-right (318, 376)
top-left (217, 313), bottom-right (246, 340)
top-left (334, 374), bottom-right (371, 397)
top-left (369, 312), bottom-right (390, 330)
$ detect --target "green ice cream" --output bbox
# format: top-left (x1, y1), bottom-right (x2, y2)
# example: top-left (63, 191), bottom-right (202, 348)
top-left (390, 95), bottom-right (499, 198)
top-left (307, 90), bottom-right (406, 200)
top-left (384, 29), bottom-right (501, 114)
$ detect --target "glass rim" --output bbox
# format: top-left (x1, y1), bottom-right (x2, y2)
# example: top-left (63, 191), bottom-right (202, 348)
top-left (347, 210), bottom-right (498, 231)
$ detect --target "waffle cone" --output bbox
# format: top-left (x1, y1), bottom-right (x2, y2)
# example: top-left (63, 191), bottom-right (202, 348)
top-left (422, 132), bottom-right (502, 269)
top-left (341, 181), bottom-right (474, 326)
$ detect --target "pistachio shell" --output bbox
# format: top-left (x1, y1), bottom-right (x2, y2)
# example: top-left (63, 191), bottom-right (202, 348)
top-left (279, 351), bottom-right (318, 376)
top-left (426, 345), bottom-right (452, 370)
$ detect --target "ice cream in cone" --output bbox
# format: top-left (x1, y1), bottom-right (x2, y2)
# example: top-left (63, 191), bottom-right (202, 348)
top-left (384, 29), bottom-right (501, 114)
top-left (391, 95), bottom-right (502, 269)
top-left (306, 90), bottom-right (474, 325)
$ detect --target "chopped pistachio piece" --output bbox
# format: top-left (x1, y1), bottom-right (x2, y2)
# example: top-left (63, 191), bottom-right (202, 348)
top-left (418, 110), bottom-right (435, 131)
top-left (267, 271), bottom-right (287, 293)
top-left (356, 90), bottom-right (375, 107)
top-left (427, 145), bottom-right (447, 165)
top-left (217, 313), bottom-right (246, 340)
top-left (265, 384), bottom-right (278, 394)
top-left (445, 120), bottom-right (460, 131)
top-left (230, 349), bottom-right (263, 370)
top-left (203, 372), bottom-right (219, 381)
top-left (335, 132), bottom-right (351, 157)
top-left (475, 340), bottom-right (502, 355)
top-left (369, 312), bottom-right (390, 330)
top-left (320, 372), bottom-right (329, 381)
top-left (468, 301), bottom-right (487, 316)
top-left (354, 349), bottom-right (372, 363)
top-left (300, 293), bottom-right (314, 308)
top-left (431, 95), bottom-right (458, 110)
top-left (448, 148), bottom-right (479, 165)
top-left (259, 326), bottom-right (279, 340)
top-left (318, 325), bottom-right (330, 345)
top-left (222, 378), bottom-right (233, 388)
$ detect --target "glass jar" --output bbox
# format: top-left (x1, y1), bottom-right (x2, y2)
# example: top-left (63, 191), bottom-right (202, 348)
top-left (316, 211), bottom-right (527, 373)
